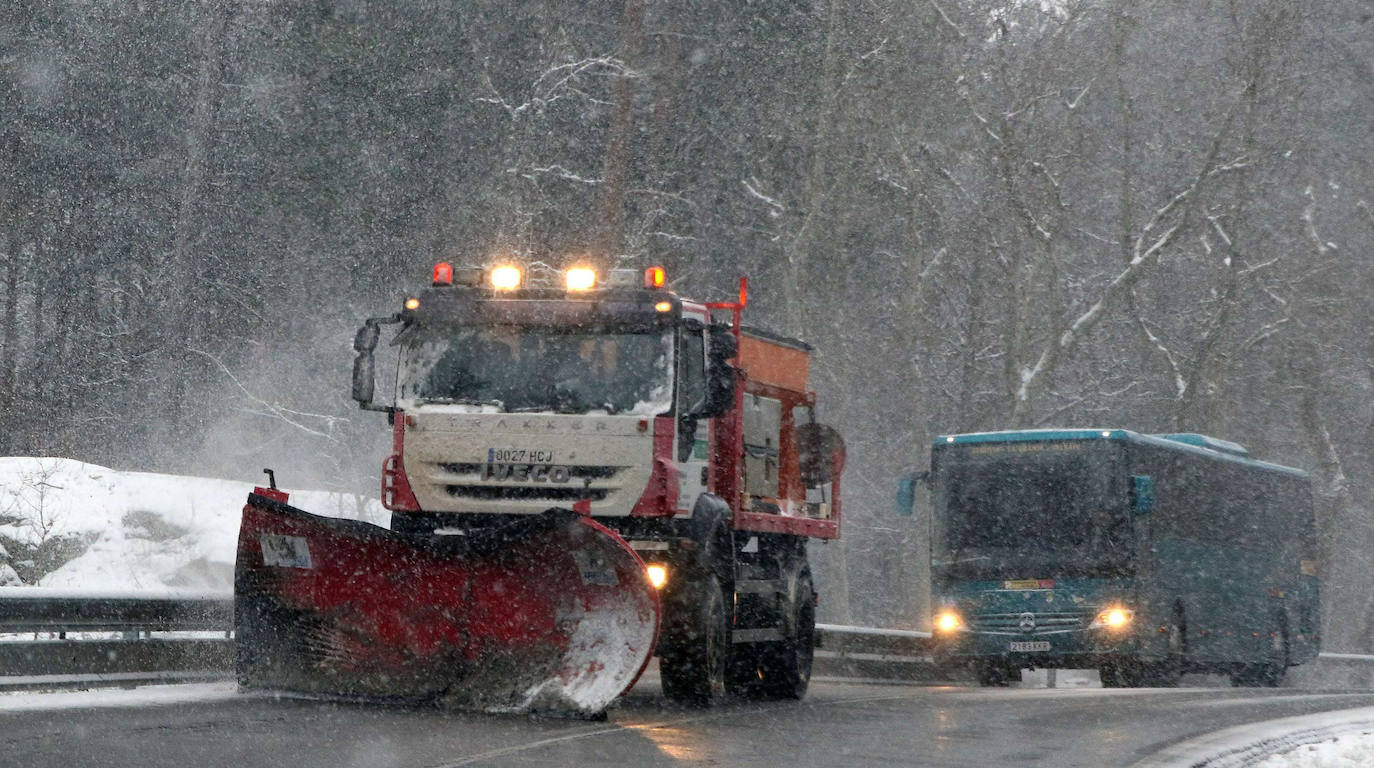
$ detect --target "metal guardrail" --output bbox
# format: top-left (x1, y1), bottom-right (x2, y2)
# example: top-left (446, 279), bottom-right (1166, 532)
top-left (1318, 652), bottom-right (1374, 663)
top-left (0, 588), bottom-right (233, 633)
top-left (815, 623), bottom-right (932, 659)
top-left (0, 589), bottom-right (234, 688)
top-left (2, 591), bottom-right (1372, 691)
top-left (813, 623), bottom-right (957, 682)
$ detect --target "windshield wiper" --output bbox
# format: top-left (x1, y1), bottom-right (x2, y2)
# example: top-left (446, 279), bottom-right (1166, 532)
top-left (422, 397), bottom-right (505, 408)
top-left (505, 401), bottom-right (622, 415)
top-left (931, 555), bottom-right (992, 567)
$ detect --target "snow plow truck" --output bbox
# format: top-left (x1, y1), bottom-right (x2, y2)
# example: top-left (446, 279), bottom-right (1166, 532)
top-left (233, 262), bottom-right (845, 715)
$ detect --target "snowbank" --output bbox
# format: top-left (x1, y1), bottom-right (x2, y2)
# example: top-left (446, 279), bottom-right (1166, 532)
top-left (1134, 705), bottom-right (1374, 768)
top-left (1254, 729), bottom-right (1374, 768)
top-left (0, 457), bottom-right (387, 592)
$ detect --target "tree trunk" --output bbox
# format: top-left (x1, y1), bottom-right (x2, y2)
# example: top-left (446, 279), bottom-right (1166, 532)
top-left (595, 0), bottom-right (646, 262)
top-left (160, 0), bottom-right (230, 464)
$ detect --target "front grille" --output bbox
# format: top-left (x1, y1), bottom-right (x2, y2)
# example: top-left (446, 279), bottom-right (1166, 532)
top-left (444, 486), bottom-right (611, 502)
top-left (437, 463), bottom-right (622, 480)
top-left (970, 612), bottom-right (1087, 635)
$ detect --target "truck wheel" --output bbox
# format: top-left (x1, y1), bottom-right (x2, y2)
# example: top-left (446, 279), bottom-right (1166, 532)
top-left (660, 573), bottom-right (729, 706)
top-left (757, 570), bottom-right (816, 700)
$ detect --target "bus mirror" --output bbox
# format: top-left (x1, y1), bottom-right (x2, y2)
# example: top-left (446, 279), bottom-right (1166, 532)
top-left (896, 475), bottom-right (914, 516)
top-left (1131, 475), bottom-right (1155, 515)
top-left (895, 471), bottom-right (928, 516)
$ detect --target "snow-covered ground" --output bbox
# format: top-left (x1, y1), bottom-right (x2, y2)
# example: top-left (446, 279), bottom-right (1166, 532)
top-left (0, 682), bottom-right (242, 712)
top-left (1132, 705), bottom-right (1374, 768)
top-left (1254, 730), bottom-right (1374, 768)
top-left (0, 457), bottom-right (387, 591)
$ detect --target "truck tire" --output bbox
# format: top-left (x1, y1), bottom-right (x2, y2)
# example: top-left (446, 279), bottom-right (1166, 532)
top-left (660, 573), bottom-right (729, 706)
top-left (756, 569), bottom-right (816, 700)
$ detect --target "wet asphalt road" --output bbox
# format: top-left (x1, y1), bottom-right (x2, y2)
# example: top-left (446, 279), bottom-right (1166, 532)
top-left (5, 670), bottom-right (1374, 768)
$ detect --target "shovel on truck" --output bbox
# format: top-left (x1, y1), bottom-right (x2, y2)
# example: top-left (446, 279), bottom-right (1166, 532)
top-left (234, 485), bottom-right (659, 715)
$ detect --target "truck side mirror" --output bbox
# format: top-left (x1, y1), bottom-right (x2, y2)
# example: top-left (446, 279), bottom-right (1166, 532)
top-left (354, 322), bottom-right (380, 352)
top-left (351, 316), bottom-right (400, 412)
top-left (352, 347), bottom-right (376, 405)
top-left (698, 324), bottom-right (738, 418)
top-left (1130, 475), bottom-right (1155, 515)
top-left (896, 470), bottom-right (928, 516)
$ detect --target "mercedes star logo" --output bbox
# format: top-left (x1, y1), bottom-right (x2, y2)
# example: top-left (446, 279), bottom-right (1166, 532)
top-left (1019, 612), bottom-right (1036, 632)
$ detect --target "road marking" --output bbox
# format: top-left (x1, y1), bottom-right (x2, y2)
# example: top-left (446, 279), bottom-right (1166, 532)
top-left (426, 690), bottom-right (926, 767)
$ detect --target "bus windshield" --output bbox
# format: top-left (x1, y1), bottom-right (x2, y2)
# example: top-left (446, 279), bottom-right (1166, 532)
top-left (396, 324), bottom-right (674, 415)
top-left (932, 451), bottom-right (1132, 579)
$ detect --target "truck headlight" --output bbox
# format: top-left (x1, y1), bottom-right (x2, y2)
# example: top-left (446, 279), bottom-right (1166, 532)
top-left (646, 563), bottom-right (668, 589)
top-left (490, 264), bottom-right (522, 291)
top-left (565, 266), bottom-right (597, 291)
top-left (1091, 607), bottom-right (1133, 629)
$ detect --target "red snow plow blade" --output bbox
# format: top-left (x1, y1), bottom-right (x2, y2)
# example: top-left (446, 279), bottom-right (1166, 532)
top-left (233, 492), bottom-right (659, 715)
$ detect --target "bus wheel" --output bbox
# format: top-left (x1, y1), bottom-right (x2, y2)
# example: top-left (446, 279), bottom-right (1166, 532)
top-left (975, 661), bottom-right (1020, 686)
top-left (660, 573), bottom-right (730, 705)
top-left (1138, 660), bottom-right (1181, 687)
top-left (1230, 623), bottom-right (1288, 687)
top-left (1100, 658), bottom-right (1141, 687)
top-left (1140, 623), bottom-right (1185, 687)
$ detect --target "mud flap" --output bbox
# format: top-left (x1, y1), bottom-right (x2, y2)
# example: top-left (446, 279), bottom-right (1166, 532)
top-left (234, 493), bottom-right (660, 715)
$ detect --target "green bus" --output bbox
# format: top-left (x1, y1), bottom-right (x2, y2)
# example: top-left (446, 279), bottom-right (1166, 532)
top-left (917, 429), bottom-right (1320, 687)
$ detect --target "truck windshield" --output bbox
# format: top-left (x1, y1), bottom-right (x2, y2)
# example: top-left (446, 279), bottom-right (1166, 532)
top-left (932, 450), bottom-right (1131, 579)
top-left (396, 324), bottom-right (674, 415)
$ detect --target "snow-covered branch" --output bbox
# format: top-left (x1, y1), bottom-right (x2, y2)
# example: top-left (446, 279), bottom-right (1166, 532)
top-left (516, 165), bottom-right (601, 185)
top-left (189, 348), bottom-right (344, 443)
top-left (476, 56), bottom-right (628, 119)
top-left (741, 176), bottom-right (785, 216)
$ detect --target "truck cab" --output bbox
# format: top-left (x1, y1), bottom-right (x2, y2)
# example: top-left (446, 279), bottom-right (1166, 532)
top-left (349, 261), bottom-right (844, 704)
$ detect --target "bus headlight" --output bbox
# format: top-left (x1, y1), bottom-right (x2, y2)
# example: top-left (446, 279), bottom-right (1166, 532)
top-left (646, 563), bottom-right (668, 589)
top-left (934, 610), bottom-right (963, 633)
top-left (1091, 607), bottom-right (1133, 629)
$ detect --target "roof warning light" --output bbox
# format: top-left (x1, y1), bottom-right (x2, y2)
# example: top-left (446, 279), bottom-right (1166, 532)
top-left (644, 266), bottom-right (666, 288)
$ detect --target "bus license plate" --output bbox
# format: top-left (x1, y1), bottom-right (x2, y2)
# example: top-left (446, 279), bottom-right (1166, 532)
top-left (1008, 641), bottom-right (1050, 652)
